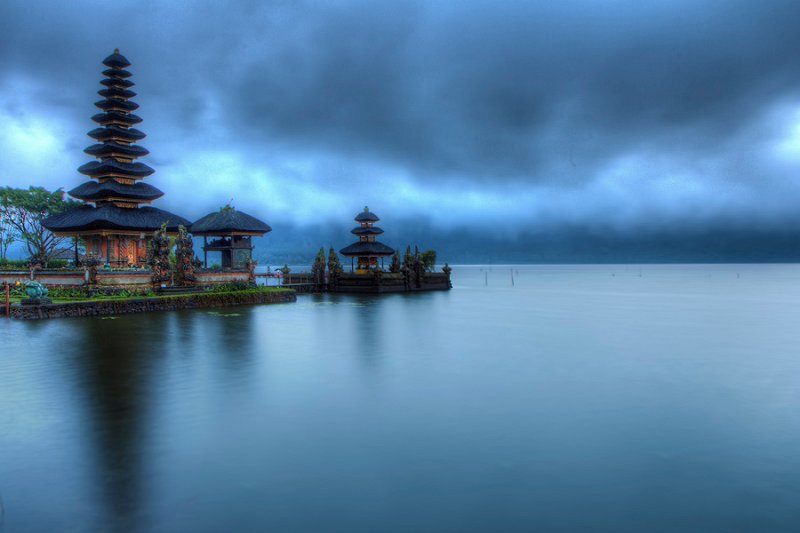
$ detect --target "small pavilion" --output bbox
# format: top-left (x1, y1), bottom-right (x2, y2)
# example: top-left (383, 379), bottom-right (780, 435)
top-left (339, 207), bottom-right (395, 272)
top-left (191, 206), bottom-right (271, 269)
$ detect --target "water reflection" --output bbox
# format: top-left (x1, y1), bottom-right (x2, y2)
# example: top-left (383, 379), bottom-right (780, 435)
top-left (72, 314), bottom-right (167, 531)
top-left (203, 307), bottom-right (258, 381)
top-left (350, 295), bottom-right (383, 370)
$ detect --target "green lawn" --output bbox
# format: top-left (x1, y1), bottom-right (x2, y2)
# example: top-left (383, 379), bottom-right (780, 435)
top-left (6, 286), bottom-right (292, 305)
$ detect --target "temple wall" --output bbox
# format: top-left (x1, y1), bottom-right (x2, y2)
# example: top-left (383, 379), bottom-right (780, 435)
top-left (97, 271), bottom-right (152, 286)
top-left (1, 269), bottom-right (450, 293)
top-left (0, 270), bottom-right (153, 287)
top-left (1, 270), bottom-right (254, 288)
top-left (280, 272), bottom-right (452, 293)
top-left (334, 272), bottom-right (406, 293)
top-left (0, 270), bottom-right (88, 286)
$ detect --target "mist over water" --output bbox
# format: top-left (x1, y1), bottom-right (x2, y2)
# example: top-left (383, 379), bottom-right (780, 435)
top-left (2, 265), bottom-right (800, 532)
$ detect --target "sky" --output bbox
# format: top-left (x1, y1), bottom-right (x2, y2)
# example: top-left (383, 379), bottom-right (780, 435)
top-left (2, 0), bottom-right (800, 260)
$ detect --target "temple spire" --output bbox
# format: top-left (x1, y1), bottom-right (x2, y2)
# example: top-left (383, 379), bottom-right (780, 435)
top-left (43, 51), bottom-right (190, 267)
top-left (339, 207), bottom-right (395, 272)
top-left (74, 49), bottom-right (156, 208)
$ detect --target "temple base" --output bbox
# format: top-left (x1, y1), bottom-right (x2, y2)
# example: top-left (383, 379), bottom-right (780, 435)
top-left (21, 298), bottom-right (53, 306)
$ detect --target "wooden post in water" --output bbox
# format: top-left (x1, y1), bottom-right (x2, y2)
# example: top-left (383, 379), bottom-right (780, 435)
top-left (485, 271), bottom-right (488, 286)
top-left (510, 268), bottom-right (515, 287)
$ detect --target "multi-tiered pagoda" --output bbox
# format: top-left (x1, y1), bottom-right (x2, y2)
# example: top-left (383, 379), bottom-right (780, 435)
top-left (44, 50), bottom-right (189, 267)
top-left (339, 206), bottom-right (395, 272)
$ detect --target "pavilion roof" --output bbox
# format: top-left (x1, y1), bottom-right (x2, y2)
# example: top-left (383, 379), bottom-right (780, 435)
top-left (190, 208), bottom-right (272, 235)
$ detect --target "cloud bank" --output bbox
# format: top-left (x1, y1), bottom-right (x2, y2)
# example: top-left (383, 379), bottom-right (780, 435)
top-left (2, 0), bottom-right (800, 248)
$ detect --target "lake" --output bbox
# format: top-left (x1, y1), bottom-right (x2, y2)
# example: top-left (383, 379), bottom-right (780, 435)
top-left (2, 264), bottom-right (799, 532)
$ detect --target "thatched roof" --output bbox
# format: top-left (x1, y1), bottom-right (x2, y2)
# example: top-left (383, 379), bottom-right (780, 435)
top-left (102, 49), bottom-right (131, 69)
top-left (351, 226), bottom-right (384, 235)
top-left (43, 205), bottom-right (190, 233)
top-left (354, 206), bottom-right (380, 222)
top-left (69, 181), bottom-right (164, 202)
top-left (191, 207), bottom-right (271, 235)
top-left (339, 241), bottom-right (395, 257)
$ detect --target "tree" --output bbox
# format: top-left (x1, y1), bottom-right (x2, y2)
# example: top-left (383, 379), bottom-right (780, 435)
top-left (390, 251), bottom-right (401, 273)
top-left (403, 245), bottom-right (413, 270)
top-left (327, 247), bottom-right (342, 276)
top-left (0, 186), bottom-right (81, 267)
top-left (419, 250), bottom-right (437, 272)
top-left (0, 216), bottom-right (15, 260)
top-left (312, 247), bottom-right (326, 285)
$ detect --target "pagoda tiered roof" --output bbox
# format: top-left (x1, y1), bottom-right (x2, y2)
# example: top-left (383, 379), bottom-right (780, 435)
top-left (44, 205), bottom-right (190, 233)
top-left (91, 111), bottom-right (143, 126)
top-left (102, 50), bottom-right (131, 68)
top-left (339, 207), bottom-right (395, 257)
top-left (355, 210), bottom-right (380, 222)
top-left (87, 126), bottom-right (145, 143)
top-left (351, 226), bottom-right (384, 235)
top-left (77, 159), bottom-right (155, 178)
top-left (339, 241), bottom-right (395, 256)
top-left (69, 181), bottom-right (164, 202)
top-left (44, 49), bottom-right (189, 234)
top-left (100, 77), bottom-right (134, 88)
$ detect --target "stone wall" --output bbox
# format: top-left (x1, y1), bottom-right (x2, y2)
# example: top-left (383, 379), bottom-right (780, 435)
top-left (1, 269), bottom-right (251, 289)
top-left (10, 289), bottom-right (296, 320)
top-left (0, 270), bottom-right (84, 286)
top-left (97, 271), bottom-right (152, 286)
top-left (282, 271), bottom-right (453, 293)
top-left (331, 272), bottom-right (451, 293)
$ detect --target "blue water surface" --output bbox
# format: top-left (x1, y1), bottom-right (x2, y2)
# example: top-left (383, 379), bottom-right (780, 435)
top-left (1, 264), bottom-right (799, 532)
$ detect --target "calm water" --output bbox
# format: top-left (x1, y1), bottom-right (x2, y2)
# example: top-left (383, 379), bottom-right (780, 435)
top-left (2, 265), bottom-right (800, 532)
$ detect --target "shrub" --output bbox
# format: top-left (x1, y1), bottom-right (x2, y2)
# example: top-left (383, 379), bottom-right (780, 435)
top-left (47, 287), bottom-right (90, 299)
top-left (0, 258), bottom-right (30, 270)
top-left (420, 250), bottom-right (437, 272)
top-left (203, 281), bottom-right (254, 293)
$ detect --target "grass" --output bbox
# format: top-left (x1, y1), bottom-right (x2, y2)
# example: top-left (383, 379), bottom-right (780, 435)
top-left (5, 286), bottom-right (292, 305)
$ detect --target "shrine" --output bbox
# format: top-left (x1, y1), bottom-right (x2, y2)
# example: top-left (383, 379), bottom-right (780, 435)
top-left (191, 206), bottom-right (271, 269)
top-left (339, 207), bottom-right (395, 272)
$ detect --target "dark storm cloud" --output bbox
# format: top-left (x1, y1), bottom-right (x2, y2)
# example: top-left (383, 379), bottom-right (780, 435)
top-left (232, 0), bottom-right (800, 181)
top-left (1, 0), bottom-right (800, 235)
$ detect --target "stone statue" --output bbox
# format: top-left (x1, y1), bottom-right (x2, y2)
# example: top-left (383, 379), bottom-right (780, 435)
top-left (246, 258), bottom-right (257, 283)
top-left (148, 223), bottom-right (172, 285)
top-left (80, 254), bottom-right (101, 285)
top-left (21, 280), bottom-right (51, 306)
